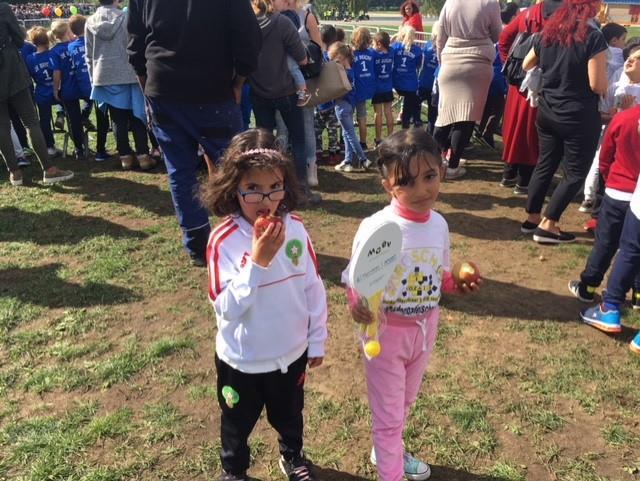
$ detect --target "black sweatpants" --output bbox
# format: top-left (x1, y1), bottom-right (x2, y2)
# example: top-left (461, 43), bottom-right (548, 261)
top-left (526, 107), bottom-right (601, 221)
top-left (216, 352), bottom-right (307, 475)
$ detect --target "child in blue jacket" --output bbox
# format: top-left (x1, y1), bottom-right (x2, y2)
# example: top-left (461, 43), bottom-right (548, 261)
top-left (418, 39), bottom-right (439, 134)
top-left (392, 26), bottom-right (422, 129)
top-left (352, 27), bottom-right (376, 150)
top-left (372, 31), bottom-right (394, 145)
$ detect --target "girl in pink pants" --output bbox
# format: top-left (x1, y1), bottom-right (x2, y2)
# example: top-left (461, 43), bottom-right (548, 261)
top-left (344, 129), bottom-right (480, 481)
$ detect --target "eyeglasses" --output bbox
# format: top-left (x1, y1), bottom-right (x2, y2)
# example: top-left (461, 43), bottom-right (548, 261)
top-left (237, 188), bottom-right (286, 204)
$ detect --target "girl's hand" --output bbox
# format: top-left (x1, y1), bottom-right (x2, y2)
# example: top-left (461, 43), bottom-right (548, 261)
top-left (619, 94), bottom-right (637, 111)
top-left (457, 278), bottom-right (482, 294)
top-left (251, 221), bottom-right (285, 267)
top-left (308, 357), bottom-right (323, 368)
top-left (349, 298), bottom-right (374, 325)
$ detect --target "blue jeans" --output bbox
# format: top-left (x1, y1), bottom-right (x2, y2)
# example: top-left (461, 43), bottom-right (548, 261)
top-left (287, 56), bottom-right (306, 89)
top-left (251, 92), bottom-right (307, 187)
top-left (581, 194), bottom-right (640, 288)
top-left (240, 84), bottom-right (252, 131)
top-left (604, 207), bottom-right (640, 306)
top-left (335, 99), bottom-right (365, 166)
top-left (148, 97), bottom-right (242, 260)
top-left (302, 106), bottom-right (316, 168)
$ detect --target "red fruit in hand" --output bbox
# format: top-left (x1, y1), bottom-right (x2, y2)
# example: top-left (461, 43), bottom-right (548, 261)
top-left (452, 261), bottom-right (481, 286)
top-left (254, 215), bottom-right (282, 237)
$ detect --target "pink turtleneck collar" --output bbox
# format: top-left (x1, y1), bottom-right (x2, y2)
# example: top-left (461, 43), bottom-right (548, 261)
top-left (391, 198), bottom-right (431, 223)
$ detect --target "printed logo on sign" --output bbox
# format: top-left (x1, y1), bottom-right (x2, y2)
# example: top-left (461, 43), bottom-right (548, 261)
top-left (367, 240), bottom-right (393, 258)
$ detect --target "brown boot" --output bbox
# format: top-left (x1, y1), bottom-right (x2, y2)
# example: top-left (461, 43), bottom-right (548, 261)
top-left (120, 155), bottom-right (136, 170)
top-left (137, 154), bottom-right (157, 171)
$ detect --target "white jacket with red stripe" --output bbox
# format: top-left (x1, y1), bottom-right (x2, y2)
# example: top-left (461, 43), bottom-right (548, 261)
top-left (207, 213), bottom-right (328, 373)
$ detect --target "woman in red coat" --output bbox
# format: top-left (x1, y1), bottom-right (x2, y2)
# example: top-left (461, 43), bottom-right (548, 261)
top-left (401, 1), bottom-right (423, 33)
top-left (499, 0), bottom-right (562, 193)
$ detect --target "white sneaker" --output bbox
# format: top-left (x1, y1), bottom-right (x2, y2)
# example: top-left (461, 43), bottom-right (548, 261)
top-left (446, 166), bottom-right (466, 180)
top-left (362, 158), bottom-right (373, 170)
top-left (334, 160), bottom-right (350, 172)
top-left (47, 147), bottom-right (63, 157)
top-left (307, 163), bottom-right (319, 187)
top-left (370, 447), bottom-right (431, 481)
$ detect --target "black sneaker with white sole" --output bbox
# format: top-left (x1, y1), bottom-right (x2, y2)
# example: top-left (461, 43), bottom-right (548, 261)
top-left (500, 177), bottom-right (517, 188)
top-left (521, 221), bottom-right (538, 234)
top-left (533, 227), bottom-right (576, 244)
top-left (279, 454), bottom-right (315, 481)
top-left (568, 280), bottom-right (596, 303)
top-left (513, 185), bottom-right (528, 195)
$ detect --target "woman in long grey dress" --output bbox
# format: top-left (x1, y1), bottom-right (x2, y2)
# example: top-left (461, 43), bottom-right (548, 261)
top-left (434, 0), bottom-right (502, 180)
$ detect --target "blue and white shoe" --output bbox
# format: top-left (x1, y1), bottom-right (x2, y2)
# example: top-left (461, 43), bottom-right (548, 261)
top-left (95, 151), bottom-right (111, 162)
top-left (370, 447), bottom-right (431, 480)
top-left (580, 304), bottom-right (622, 334)
top-left (631, 332), bottom-right (640, 355)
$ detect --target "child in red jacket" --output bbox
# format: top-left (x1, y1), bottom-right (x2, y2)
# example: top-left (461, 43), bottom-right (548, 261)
top-left (569, 105), bottom-right (640, 307)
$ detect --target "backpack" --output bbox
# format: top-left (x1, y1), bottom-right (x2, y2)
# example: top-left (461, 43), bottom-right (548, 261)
top-left (503, 9), bottom-right (538, 88)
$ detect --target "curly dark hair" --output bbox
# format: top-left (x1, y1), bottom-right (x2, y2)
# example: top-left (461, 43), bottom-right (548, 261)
top-left (199, 129), bottom-right (301, 218)
top-left (400, 0), bottom-right (419, 18)
top-left (376, 128), bottom-right (442, 186)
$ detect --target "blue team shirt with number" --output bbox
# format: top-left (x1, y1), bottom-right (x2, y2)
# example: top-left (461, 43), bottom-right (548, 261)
top-left (25, 51), bottom-right (56, 105)
top-left (68, 37), bottom-right (91, 98)
top-left (352, 48), bottom-right (377, 103)
top-left (374, 49), bottom-right (394, 94)
top-left (392, 42), bottom-right (422, 92)
top-left (418, 41), bottom-right (438, 91)
top-left (21, 42), bottom-right (36, 61)
top-left (342, 68), bottom-right (356, 106)
top-left (50, 41), bottom-right (81, 101)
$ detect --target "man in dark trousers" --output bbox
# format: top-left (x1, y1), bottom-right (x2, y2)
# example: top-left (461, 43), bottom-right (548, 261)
top-left (127, 0), bottom-right (261, 266)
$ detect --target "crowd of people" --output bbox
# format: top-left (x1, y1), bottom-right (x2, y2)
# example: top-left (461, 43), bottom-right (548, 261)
top-left (10, 3), bottom-right (94, 20)
top-left (2, 0), bottom-right (640, 481)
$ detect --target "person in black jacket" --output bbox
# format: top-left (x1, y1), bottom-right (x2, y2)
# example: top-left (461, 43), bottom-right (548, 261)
top-left (127, 0), bottom-right (261, 267)
top-left (0, 2), bottom-right (73, 186)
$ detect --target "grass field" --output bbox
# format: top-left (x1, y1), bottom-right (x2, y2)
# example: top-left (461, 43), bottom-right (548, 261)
top-left (1, 116), bottom-right (640, 481)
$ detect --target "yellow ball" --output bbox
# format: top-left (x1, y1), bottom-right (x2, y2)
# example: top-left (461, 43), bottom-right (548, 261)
top-left (364, 340), bottom-right (381, 358)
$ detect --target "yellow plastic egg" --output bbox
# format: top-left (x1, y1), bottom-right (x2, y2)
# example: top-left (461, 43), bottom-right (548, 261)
top-left (364, 340), bottom-right (381, 358)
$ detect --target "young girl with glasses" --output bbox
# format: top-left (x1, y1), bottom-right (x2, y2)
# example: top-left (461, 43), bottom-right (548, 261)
top-left (199, 128), bottom-right (328, 481)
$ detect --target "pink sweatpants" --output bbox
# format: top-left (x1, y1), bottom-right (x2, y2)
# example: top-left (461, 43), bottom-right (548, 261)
top-left (364, 309), bottom-right (439, 481)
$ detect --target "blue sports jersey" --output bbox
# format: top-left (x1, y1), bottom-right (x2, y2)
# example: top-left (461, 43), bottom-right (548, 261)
top-left (68, 37), bottom-right (92, 99)
top-left (392, 42), bottom-right (422, 92)
top-left (50, 41), bottom-right (81, 101)
top-left (352, 48), bottom-right (376, 103)
top-left (418, 41), bottom-right (438, 91)
top-left (342, 68), bottom-right (356, 106)
top-left (374, 49), bottom-right (394, 94)
top-left (21, 42), bottom-right (36, 61)
top-left (25, 51), bottom-right (56, 105)
top-left (488, 45), bottom-right (507, 97)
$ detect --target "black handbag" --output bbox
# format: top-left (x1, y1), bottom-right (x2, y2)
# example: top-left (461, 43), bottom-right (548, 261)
top-left (503, 9), bottom-right (536, 87)
top-left (301, 39), bottom-right (323, 79)
top-left (299, 8), bottom-right (323, 79)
